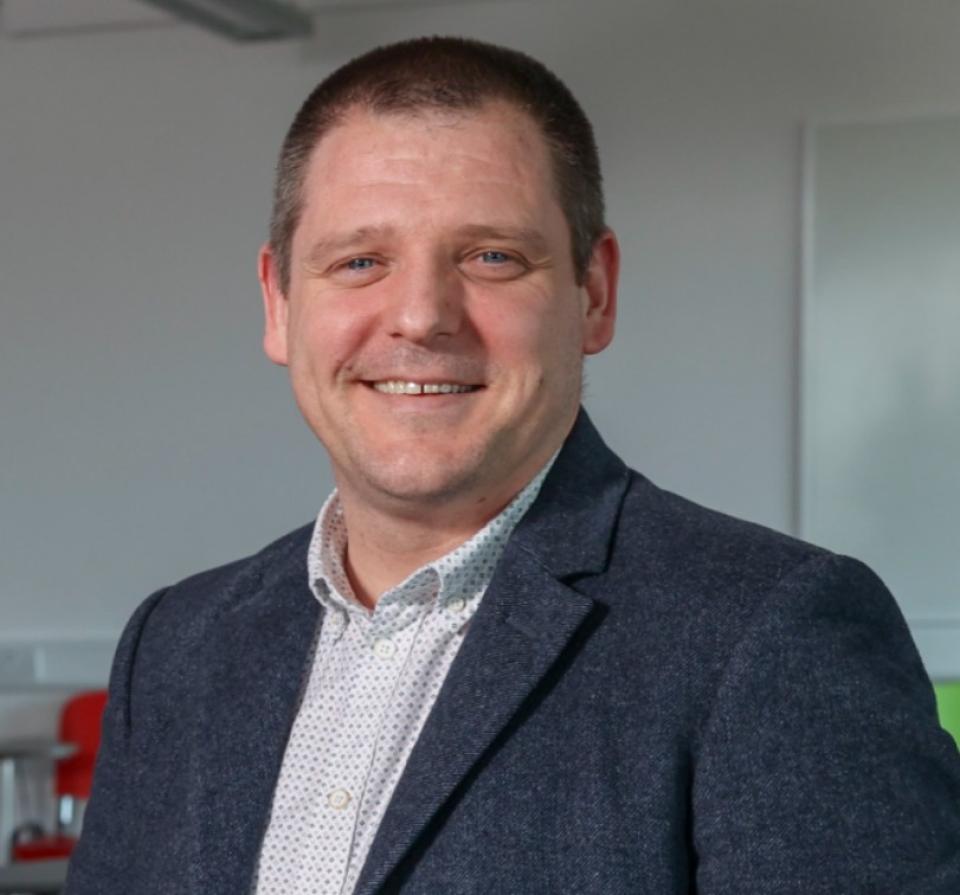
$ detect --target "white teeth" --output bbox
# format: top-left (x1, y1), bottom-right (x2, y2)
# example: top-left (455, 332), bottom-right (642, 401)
top-left (373, 381), bottom-right (477, 395)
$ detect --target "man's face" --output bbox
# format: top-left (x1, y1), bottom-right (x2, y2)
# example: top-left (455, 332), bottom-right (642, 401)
top-left (260, 102), bottom-right (617, 515)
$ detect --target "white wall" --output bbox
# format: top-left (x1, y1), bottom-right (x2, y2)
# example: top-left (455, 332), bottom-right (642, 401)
top-left (3, 0), bottom-right (960, 734)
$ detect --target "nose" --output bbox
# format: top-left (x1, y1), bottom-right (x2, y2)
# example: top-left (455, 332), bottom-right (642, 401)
top-left (384, 258), bottom-right (465, 344)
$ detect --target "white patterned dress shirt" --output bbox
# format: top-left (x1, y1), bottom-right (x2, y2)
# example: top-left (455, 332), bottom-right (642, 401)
top-left (253, 458), bottom-right (555, 895)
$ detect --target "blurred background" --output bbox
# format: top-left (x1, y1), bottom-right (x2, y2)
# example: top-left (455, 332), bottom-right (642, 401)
top-left (0, 0), bottom-right (957, 772)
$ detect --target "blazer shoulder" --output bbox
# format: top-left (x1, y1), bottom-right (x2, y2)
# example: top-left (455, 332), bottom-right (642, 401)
top-left (118, 522), bottom-right (314, 668)
top-left (604, 471), bottom-right (923, 654)
top-left (604, 471), bottom-right (932, 698)
top-left (618, 471), bottom-right (829, 586)
top-left (154, 521), bottom-right (311, 607)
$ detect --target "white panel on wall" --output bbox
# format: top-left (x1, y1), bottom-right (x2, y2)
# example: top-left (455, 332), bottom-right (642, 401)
top-left (802, 116), bottom-right (960, 678)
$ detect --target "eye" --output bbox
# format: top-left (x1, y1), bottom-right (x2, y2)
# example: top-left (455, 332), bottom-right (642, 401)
top-left (479, 250), bottom-right (511, 264)
top-left (464, 249), bottom-right (528, 281)
top-left (345, 257), bottom-right (377, 271)
top-left (327, 255), bottom-right (387, 286)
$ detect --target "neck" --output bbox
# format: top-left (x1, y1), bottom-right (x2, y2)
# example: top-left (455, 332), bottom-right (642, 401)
top-left (336, 486), bottom-right (515, 610)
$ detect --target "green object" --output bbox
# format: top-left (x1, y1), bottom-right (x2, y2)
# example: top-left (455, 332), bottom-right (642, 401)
top-left (933, 681), bottom-right (960, 747)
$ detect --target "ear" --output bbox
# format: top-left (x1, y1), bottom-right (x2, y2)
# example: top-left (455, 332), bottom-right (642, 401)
top-left (259, 243), bottom-right (289, 367)
top-left (580, 229), bottom-right (619, 355)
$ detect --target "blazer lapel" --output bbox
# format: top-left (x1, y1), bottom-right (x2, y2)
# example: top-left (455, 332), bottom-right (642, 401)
top-left (354, 410), bottom-right (631, 894)
top-left (189, 537), bottom-right (321, 894)
top-left (353, 553), bottom-right (597, 895)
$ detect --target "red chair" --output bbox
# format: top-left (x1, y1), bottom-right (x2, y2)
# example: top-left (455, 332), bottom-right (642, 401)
top-left (12, 690), bottom-right (108, 862)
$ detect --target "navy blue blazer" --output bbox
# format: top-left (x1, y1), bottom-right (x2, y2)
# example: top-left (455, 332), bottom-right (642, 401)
top-left (66, 411), bottom-right (960, 894)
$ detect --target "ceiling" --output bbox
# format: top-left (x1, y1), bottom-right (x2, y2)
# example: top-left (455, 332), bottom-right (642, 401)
top-left (2, 0), bottom-right (171, 34)
top-left (0, 0), bottom-right (463, 37)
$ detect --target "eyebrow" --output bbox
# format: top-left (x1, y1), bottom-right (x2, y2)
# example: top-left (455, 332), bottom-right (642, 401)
top-left (452, 224), bottom-right (551, 256)
top-left (302, 225), bottom-right (398, 269)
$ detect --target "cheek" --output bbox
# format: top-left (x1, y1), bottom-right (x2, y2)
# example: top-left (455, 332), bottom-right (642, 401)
top-left (483, 299), bottom-right (582, 374)
top-left (287, 298), bottom-right (369, 381)
top-left (474, 284), bottom-right (575, 359)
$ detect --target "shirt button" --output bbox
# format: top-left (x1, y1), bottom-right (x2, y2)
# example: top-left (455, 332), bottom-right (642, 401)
top-left (373, 638), bottom-right (396, 659)
top-left (327, 788), bottom-right (351, 810)
top-left (447, 597), bottom-right (467, 613)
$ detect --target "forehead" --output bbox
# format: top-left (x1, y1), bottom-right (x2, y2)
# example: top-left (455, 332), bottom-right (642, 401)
top-left (298, 101), bottom-right (557, 212)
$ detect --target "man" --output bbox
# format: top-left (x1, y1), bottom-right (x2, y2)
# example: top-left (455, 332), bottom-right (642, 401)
top-left (66, 37), bottom-right (960, 894)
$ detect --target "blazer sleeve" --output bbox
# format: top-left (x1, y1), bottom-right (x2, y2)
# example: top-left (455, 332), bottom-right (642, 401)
top-left (692, 554), bottom-right (960, 894)
top-left (64, 587), bottom-right (169, 895)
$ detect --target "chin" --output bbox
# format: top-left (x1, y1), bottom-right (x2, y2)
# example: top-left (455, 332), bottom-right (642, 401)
top-left (355, 443), bottom-right (490, 506)
top-left (363, 469), bottom-right (482, 507)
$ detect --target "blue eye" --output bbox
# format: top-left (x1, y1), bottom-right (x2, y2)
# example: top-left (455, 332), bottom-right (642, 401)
top-left (479, 251), bottom-right (511, 264)
top-left (346, 257), bottom-right (376, 270)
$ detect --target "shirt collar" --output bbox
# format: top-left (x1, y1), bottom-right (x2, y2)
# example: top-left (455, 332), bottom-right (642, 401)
top-left (306, 453), bottom-right (558, 621)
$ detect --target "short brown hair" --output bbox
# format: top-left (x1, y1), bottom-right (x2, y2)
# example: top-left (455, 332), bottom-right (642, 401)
top-left (269, 36), bottom-right (605, 291)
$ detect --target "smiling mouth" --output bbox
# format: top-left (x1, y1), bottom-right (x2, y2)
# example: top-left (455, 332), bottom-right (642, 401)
top-left (371, 380), bottom-right (482, 395)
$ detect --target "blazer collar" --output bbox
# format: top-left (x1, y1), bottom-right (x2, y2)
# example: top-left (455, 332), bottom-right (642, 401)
top-left (511, 407), bottom-right (630, 580)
